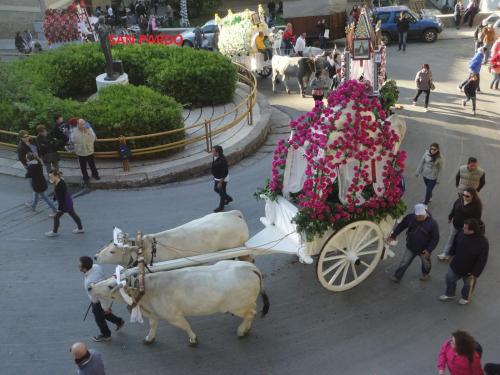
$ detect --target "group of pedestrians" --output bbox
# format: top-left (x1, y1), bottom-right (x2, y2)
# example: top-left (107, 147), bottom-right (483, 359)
top-left (411, 34), bottom-right (499, 115)
top-left (453, 0), bottom-right (481, 29)
top-left (16, 115), bottom-right (102, 237)
top-left (389, 146), bottom-right (489, 307)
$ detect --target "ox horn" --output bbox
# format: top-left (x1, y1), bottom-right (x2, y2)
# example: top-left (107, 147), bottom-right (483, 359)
top-left (111, 282), bottom-right (124, 294)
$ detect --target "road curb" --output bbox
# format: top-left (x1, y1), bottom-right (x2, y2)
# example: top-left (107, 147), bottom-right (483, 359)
top-left (64, 92), bottom-right (273, 189)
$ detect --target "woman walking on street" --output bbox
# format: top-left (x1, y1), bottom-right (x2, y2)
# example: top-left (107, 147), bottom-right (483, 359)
top-left (489, 44), bottom-right (500, 90)
top-left (438, 187), bottom-right (482, 261)
top-left (438, 330), bottom-right (484, 375)
top-left (415, 143), bottom-right (443, 205)
top-left (413, 64), bottom-right (433, 112)
top-left (45, 170), bottom-right (84, 237)
top-left (25, 153), bottom-right (57, 216)
top-left (463, 73), bottom-right (479, 115)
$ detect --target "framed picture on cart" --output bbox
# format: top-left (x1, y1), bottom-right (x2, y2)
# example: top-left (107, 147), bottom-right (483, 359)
top-left (353, 39), bottom-right (370, 60)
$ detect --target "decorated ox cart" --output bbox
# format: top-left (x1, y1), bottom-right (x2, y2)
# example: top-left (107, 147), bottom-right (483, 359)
top-left (215, 6), bottom-right (274, 78)
top-left (96, 78), bottom-right (407, 293)
top-left (90, 78), bottom-right (406, 346)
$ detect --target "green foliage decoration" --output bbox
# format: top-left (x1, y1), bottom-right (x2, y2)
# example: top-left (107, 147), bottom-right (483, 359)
top-left (379, 79), bottom-right (399, 115)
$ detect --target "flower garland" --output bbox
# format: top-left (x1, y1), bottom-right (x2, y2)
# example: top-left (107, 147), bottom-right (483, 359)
top-left (43, 8), bottom-right (80, 45)
top-left (217, 12), bottom-right (254, 57)
top-left (258, 80), bottom-right (407, 240)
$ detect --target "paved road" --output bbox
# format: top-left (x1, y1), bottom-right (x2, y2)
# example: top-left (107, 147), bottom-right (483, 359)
top-left (1, 38), bottom-right (499, 374)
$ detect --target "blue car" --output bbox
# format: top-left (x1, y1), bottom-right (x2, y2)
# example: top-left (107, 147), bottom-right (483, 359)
top-left (373, 6), bottom-right (443, 45)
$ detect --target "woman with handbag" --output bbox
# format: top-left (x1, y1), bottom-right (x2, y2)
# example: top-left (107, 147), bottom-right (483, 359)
top-left (45, 170), bottom-right (84, 237)
top-left (413, 63), bottom-right (433, 112)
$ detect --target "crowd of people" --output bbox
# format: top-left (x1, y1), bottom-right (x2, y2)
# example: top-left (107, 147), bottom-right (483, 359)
top-left (15, 115), bottom-right (122, 237)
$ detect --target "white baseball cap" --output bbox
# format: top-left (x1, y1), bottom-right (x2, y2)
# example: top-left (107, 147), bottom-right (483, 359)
top-left (414, 204), bottom-right (427, 216)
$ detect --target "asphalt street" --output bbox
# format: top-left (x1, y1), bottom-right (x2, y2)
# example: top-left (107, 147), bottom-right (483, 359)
top-left (0, 38), bottom-right (499, 375)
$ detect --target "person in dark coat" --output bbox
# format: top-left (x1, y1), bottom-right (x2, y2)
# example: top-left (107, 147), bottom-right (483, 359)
top-left (316, 19), bottom-right (328, 49)
top-left (211, 145), bottom-right (233, 212)
top-left (53, 114), bottom-right (70, 150)
top-left (25, 153), bottom-right (57, 215)
top-left (438, 187), bottom-right (482, 261)
top-left (17, 130), bottom-right (38, 169)
top-left (439, 218), bottom-right (488, 305)
top-left (45, 170), bottom-right (84, 237)
top-left (485, 363), bottom-right (500, 374)
top-left (36, 124), bottom-right (60, 174)
top-left (70, 342), bottom-right (106, 375)
top-left (396, 12), bottom-right (410, 51)
top-left (462, 73), bottom-right (479, 115)
top-left (388, 204), bottom-right (440, 282)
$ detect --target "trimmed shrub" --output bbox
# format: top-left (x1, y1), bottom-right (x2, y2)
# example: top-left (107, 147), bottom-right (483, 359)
top-left (0, 43), bottom-right (238, 157)
top-left (82, 85), bottom-right (184, 153)
top-left (15, 43), bottom-right (104, 98)
top-left (147, 49), bottom-right (237, 106)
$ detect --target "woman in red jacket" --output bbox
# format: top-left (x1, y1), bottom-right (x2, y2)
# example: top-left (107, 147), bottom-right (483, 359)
top-left (438, 330), bottom-right (483, 375)
top-left (282, 22), bottom-right (296, 55)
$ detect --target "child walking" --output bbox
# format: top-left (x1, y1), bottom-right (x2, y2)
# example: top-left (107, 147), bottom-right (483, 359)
top-left (25, 153), bottom-right (57, 216)
top-left (463, 73), bottom-right (479, 115)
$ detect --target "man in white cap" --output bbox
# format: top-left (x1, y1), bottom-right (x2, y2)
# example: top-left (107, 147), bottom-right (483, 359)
top-left (388, 203), bottom-right (440, 283)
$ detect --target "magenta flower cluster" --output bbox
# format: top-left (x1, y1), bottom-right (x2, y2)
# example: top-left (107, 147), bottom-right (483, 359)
top-left (268, 80), bottom-right (407, 227)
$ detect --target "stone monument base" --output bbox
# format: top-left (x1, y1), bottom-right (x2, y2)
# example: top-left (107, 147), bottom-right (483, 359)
top-left (96, 73), bottom-right (129, 92)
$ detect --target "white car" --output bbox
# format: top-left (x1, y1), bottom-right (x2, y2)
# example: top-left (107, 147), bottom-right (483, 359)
top-left (180, 20), bottom-right (219, 49)
top-left (481, 14), bottom-right (499, 27)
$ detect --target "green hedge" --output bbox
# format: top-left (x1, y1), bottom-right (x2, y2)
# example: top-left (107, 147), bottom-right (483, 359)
top-left (0, 43), bottom-right (237, 155)
top-left (82, 85), bottom-right (184, 153)
top-left (112, 44), bottom-right (237, 106)
top-left (147, 50), bottom-right (237, 106)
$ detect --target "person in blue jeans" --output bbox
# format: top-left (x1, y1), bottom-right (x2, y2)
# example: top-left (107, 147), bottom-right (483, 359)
top-left (416, 143), bottom-right (443, 205)
top-left (396, 12), bottom-right (410, 51)
top-left (439, 218), bottom-right (488, 305)
top-left (25, 153), bottom-right (57, 216)
top-left (388, 204), bottom-right (440, 283)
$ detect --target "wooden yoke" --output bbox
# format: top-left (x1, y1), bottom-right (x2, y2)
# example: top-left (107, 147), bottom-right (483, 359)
top-left (129, 230), bottom-right (146, 310)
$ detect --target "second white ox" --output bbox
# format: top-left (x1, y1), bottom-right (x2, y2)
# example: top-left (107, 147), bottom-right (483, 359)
top-left (88, 260), bottom-right (270, 345)
top-left (95, 210), bottom-right (249, 267)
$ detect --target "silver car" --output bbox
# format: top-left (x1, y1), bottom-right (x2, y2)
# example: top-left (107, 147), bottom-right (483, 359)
top-left (180, 20), bottom-right (219, 49)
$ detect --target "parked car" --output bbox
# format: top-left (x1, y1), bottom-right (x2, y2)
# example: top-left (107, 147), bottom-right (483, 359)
top-left (481, 14), bottom-right (499, 27)
top-left (373, 5), bottom-right (443, 45)
top-left (180, 20), bottom-right (219, 48)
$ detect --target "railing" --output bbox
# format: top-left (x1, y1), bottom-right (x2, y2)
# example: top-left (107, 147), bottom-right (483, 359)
top-left (0, 62), bottom-right (257, 159)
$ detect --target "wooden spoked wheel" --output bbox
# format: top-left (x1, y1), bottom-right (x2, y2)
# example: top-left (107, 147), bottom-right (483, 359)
top-left (316, 221), bottom-right (384, 292)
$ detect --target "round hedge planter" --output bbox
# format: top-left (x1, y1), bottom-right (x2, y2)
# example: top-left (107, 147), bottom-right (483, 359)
top-left (0, 43), bottom-right (237, 155)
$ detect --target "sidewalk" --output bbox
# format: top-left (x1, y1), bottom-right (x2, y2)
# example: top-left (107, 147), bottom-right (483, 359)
top-left (0, 91), bottom-right (275, 188)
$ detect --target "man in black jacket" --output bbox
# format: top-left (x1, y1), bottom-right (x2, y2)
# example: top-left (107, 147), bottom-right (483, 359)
top-left (211, 145), bottom-right (233, 212)
top-left (396, 12), bottom-right (410, 51)
top-left (52, 114), bottom-right (69, 151)
top-left (440, 218), bottom-right (488, 305)
top-left (388, 204), bottom-right (440, 282)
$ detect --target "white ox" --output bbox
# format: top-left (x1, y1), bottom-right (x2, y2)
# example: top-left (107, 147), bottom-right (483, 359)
top-left (272, 55), bottom-right (327, 97)
top-left (88, 260), bottom-right (270, 345)
top-left (95, 210), bottom-right (249, 267)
